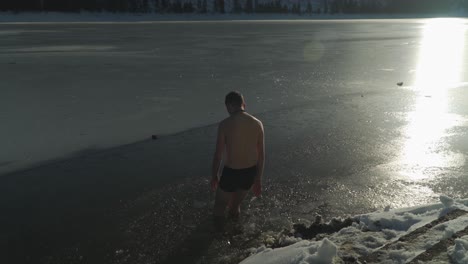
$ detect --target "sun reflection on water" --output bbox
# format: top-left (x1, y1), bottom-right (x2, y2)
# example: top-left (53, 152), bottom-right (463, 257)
top-left (400, 19), bottom-right (466, 180)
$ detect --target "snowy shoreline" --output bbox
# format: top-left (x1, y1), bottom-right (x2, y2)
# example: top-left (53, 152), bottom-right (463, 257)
top-left (240, 196), bottom-right (468, 263)
top-left (0, 11), bottom-right (466, 23)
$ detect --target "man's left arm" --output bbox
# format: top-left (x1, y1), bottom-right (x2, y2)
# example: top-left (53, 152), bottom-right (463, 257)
top-left (253, 122), bottom-right (265, 197)
top-left (211, 123), bottom-right (225, 191)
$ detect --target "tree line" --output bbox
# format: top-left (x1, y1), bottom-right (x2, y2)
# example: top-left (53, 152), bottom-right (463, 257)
top-left (1, 0), bottom-right (467, 14)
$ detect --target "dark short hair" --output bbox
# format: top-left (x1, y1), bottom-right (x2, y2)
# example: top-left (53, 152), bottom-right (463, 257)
top-left (225, 91), bottom-right (244, 107)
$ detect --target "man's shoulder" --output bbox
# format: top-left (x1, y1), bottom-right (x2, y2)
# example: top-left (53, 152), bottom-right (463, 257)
top-left (219, 117), bottom-right (233, 129)
top-left (220, 113), bottom-right (262, 127)
top-left (247, 113), bottom-right (263, 127)
top-left (219, 118), bottom-right (228, 127)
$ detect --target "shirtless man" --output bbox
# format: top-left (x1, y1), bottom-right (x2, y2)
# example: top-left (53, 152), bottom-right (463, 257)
top-left (211, 91), bottom-right (265, 227)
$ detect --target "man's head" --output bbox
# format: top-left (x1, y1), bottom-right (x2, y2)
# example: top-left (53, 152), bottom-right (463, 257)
top-left (225, 91), bottom-right (246, 114)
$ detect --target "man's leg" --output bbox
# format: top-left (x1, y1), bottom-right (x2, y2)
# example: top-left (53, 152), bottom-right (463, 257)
top-left (228, 190), bottom-right (249, 219)
top-left (214, 188), bottom-right (231, 216)
top-left (213, 188), bottom-right (231, 230)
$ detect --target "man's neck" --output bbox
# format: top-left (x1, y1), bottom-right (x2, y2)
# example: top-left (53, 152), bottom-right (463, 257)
top-left (230, 108), bottom-right (245, 116)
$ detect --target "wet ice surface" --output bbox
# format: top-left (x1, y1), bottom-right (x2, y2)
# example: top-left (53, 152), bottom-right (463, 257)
top-left (1, 19), bottom-right (468, 263)
top-left (0, 19), bottom-right (428, 175)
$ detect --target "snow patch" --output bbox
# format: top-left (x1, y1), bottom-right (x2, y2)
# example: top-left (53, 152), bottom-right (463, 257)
top-left (441, 195), bottom-right (455, 208)
top-left (240, 238), bottom-right (338, 264)
top-left (242, 196), bottom-right (468, 263)
top-left (449, 235), bottom-right (468, 264)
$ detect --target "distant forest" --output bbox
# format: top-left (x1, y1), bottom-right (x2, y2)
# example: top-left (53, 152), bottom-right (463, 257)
top-left (1, 0), bottom-right (467, 14)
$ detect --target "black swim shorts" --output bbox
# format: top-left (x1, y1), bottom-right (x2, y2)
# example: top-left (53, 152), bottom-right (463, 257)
top-left (219, 165), bottom-right (257, 192)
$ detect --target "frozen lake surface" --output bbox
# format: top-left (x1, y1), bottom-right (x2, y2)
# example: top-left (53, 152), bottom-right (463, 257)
top-left (1, 18), bottom-right (468, 263)
top-left (0, 18), bottom-right (454, 175)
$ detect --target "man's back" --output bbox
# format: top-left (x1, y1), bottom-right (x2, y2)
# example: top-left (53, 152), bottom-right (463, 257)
top-left (211, 91), bottom-right (264, 225)
top-left (221, 112), bottom-right (262, 169)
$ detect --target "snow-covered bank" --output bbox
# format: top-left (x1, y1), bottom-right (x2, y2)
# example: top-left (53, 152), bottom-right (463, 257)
top-left (240, 196), bottom-right (468, 263)
top-left (0, 11), bottom-right (466, 23)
